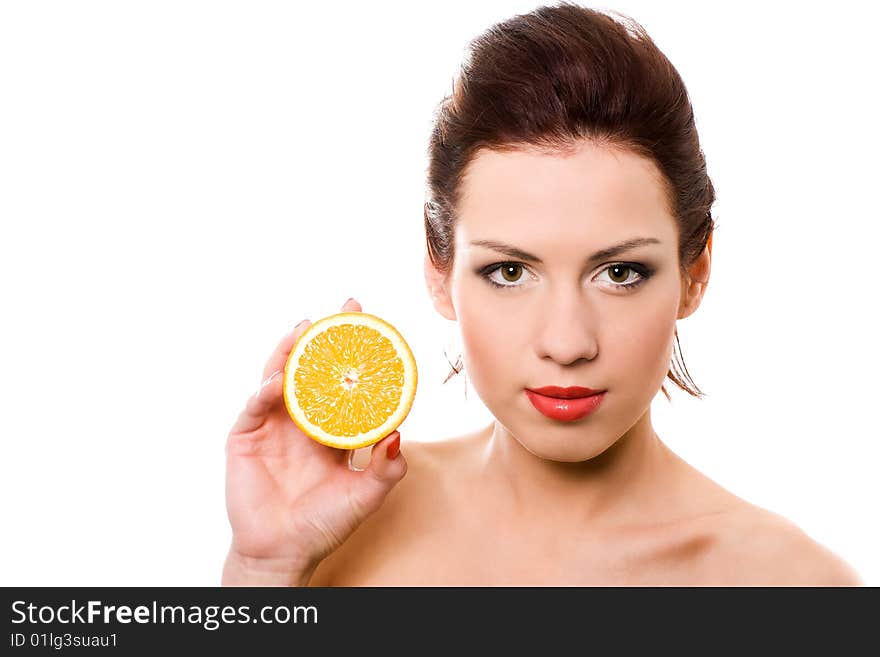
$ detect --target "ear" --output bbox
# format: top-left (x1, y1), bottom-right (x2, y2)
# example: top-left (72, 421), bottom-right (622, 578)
top-left (424, 251), bottom-right (457, 321)
top-left (678, 233), bottom-right (712, 320)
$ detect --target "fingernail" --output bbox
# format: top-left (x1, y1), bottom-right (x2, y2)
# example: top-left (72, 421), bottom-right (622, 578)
top-left (267, 369), bottom-right (283, 384)
top-left (386, 434), bottom-right (401, 460)
top-left (295, 319), bottom-right (309, 330)
top-left (345, 297), bottom-right (356, 305)
top-left (257, 370), bottom-right (282, 398)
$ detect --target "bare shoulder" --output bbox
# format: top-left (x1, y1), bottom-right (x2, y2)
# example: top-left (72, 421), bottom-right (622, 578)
top-left (706, 502), bottom-right (864, 586)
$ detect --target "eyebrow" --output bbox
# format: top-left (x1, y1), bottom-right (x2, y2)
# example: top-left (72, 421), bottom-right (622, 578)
top-left (469, 237), bottom-right (662, 265)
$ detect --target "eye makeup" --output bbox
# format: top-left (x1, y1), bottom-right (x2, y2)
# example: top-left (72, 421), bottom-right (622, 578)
top-left (476, 261), bottom-right (656, 292)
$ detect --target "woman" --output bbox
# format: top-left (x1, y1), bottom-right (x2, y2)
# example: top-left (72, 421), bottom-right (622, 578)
top-left (222, 2), bottom-right (862, 586)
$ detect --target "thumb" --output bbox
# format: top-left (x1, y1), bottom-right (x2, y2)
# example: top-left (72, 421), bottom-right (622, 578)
top-left (348, 431), bottom-right (407, 518)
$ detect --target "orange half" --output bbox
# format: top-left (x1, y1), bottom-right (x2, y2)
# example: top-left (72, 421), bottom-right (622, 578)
top-left (282, 312), bottom-right (418, 449)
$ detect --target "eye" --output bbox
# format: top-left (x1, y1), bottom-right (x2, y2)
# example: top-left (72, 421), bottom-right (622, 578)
top-left (595, 264), bottom-right (648, 290)
top-left (479, 261), bottom-right (654, 291)
top-left (481, 262), bottom-right (532, 289)
top-left (486, 262), bottom-right (525, 287)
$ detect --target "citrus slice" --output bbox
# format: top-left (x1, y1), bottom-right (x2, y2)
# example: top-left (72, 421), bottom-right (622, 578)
top-left (282, 311), bottom-right (418, 449)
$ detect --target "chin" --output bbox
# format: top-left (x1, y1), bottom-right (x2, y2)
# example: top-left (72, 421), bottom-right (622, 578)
top-left (527, 437), bottom-right (619, 463)
top-left (499, 420), bottom-right (619, 463)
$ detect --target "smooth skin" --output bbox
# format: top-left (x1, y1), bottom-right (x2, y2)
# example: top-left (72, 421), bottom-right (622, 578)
top-left (224, 140), bottom-right (862, 586)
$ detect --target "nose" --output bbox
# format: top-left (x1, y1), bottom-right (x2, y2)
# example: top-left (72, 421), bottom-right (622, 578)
top-left (533, 290), bottom-right (599, 366)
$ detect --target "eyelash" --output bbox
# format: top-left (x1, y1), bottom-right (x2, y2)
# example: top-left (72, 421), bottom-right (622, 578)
top-left (479, 261), bottom-right (655, 292)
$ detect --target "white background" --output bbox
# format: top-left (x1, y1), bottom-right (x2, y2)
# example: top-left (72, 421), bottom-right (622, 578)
top-left (1, 1), bottom-right (878, 586)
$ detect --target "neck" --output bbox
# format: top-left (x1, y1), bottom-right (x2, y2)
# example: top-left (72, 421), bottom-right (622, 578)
top-left (476, 407), bottom-right (681, 530)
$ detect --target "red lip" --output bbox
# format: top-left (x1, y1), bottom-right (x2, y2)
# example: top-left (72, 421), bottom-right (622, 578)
top-left (525, 390), bottom-right (605, 422)
top-left (527, 386), bottom-right (603, 399)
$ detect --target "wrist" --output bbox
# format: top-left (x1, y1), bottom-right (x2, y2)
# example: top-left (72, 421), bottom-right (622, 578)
top-left (222, 550), bottom-right (318, 587)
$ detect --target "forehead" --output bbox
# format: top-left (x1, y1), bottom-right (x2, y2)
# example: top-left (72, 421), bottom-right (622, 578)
top-left (456, 142), bottom-right (676, 246)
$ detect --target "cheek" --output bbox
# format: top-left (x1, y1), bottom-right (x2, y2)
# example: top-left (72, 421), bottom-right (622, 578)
top-left (456, 289), bottom-right (508, 374)
top-left (451, 277), bottom-right (522, 387)
top-left (605, 286), bottom-right (677, 380)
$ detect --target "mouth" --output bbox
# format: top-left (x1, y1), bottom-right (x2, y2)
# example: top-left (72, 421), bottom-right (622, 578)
top-left (524, 386), bottom-right (606, 422)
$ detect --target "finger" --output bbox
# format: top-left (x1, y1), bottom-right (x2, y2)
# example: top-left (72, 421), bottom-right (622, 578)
top-left (262, 319), bottom-right (311, 381)
top-left (341, 297), bottom-right (362, 312)
top-left (347, 431), bottom-right (407, 517)
top-left (229, 369), bottom-right (285, 435)
top-left (347, 447), bottom-right (369, 472)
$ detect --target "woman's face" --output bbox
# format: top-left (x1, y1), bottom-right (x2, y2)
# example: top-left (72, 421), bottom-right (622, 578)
top-left (426, 140), bottom-right (708, 462)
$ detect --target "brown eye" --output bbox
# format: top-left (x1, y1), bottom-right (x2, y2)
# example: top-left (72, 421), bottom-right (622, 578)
top-left (500, 264), bottom-right (523, 282)
top-left (607, 264), bottom-right (632, 284)
top-left (481, 262), bottom-right (531, 290)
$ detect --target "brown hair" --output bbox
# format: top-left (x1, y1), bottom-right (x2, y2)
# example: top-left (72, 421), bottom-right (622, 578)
top-left (424, 1), bottom-right (716, 401)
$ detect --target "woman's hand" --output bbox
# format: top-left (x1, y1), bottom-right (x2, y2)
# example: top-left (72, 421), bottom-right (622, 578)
top-left (222, 298), bottom-right (407, 586)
